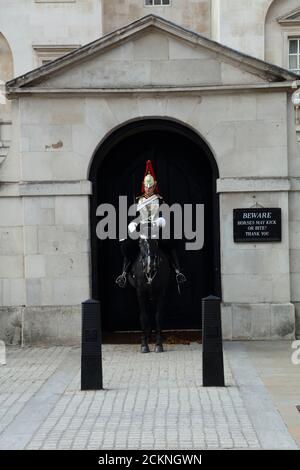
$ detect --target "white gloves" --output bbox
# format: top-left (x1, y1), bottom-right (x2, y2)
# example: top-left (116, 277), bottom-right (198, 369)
top-left (128, 221), bottom-right (138, 234)
top-left (156, 217), bottom-right (166, 228)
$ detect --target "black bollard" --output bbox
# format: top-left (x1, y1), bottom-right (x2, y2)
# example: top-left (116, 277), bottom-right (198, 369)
top-left (202, 295), bottom-right (225, 387)
top-left (81, 299), bottom-right (103, 390)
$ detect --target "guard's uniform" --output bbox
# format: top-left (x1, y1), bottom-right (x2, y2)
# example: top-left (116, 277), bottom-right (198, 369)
top-left (120, 192), bottom-right (175, 260)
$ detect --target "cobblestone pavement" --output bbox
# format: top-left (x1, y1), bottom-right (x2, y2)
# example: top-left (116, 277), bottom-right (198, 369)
top-left (0, 343), bottom-right (298, 450)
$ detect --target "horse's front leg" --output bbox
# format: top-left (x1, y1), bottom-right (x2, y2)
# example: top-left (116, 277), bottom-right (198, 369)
top-left (137, 291), bottom-right (151, 353)
top-left (154, 292), bottom-right (165, 353)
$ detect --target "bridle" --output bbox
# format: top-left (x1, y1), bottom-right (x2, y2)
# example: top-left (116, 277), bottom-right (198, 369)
top-left (139, 238), bottom-right (160, 285)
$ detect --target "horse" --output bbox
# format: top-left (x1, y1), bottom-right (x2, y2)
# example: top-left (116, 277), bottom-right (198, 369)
top-left (128, 235), bottom-right (171, 353)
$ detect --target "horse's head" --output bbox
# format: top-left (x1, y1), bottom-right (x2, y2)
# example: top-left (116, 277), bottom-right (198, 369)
top-left (139, 238), bottom-right (160, 277)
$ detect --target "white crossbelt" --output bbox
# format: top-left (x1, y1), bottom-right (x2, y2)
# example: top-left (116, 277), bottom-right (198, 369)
top-left (136, 194), bottom-right (159, 211)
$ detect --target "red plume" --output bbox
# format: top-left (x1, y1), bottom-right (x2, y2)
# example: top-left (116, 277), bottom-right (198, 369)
top-left (141, 160), bottom-right (159, 193)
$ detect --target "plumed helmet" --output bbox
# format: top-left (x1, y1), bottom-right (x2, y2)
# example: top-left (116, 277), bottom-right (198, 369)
top-left (144, 174), bottom-right (155, 189)
top-left (141, 160), bottom-right (159, 193)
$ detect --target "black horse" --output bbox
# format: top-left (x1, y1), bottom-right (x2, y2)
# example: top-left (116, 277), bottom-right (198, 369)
top-left (128, 237), bottom-right (170, 353)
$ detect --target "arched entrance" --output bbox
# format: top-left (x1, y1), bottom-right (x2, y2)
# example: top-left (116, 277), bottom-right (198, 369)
top-left (89, 119), bottom-right (221, 333)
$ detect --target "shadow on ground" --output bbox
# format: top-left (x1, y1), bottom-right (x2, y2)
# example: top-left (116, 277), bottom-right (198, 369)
top-left (102, 330), bottom-right (202, 344)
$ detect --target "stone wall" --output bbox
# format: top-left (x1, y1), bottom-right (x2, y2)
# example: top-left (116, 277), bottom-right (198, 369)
top-left (0, 11), bottom-right (299, 344)
top-left (102, 0), bottom-right (211, 37)
top-left (265, 0), bottom-right (300, 68)
top-left (220, 190), bottom-right (294, 340)
top-left (0, 0), bottom-right (102, 78)
top-left (287, 97), bottom-right (300, 339)
top-left (215, 0), bottom-right (274, 59)
top-left (1, 89), bottom-right (294, 344)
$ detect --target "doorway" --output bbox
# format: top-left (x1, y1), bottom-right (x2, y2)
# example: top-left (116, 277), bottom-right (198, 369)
top-left (89, 119), bottom-right (221, 332)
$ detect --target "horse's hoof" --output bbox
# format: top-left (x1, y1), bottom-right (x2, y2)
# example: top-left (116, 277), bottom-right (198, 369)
top-left (155, 344), bottom-right (164, 353)
top-left (141, 345), bottom-right (150, 353)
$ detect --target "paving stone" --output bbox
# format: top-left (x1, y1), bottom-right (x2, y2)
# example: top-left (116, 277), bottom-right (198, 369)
top-left (0, 343), bottom-right (297, 449)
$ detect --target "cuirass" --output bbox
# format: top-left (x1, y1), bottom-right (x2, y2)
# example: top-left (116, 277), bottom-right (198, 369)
top-left (137, 196), bottom-right (160, 223)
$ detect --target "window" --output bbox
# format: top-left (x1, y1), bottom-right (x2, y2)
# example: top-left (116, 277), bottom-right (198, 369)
top-left (289, 38), bottom-right (300, 73)
top-left (145, 0), bottom-right (170, 6)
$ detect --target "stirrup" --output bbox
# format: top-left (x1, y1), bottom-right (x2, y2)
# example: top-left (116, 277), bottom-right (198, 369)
top-left (115, 272), bottom-right (127, 288)
top-left (176, 271), bottom-right (187, 284)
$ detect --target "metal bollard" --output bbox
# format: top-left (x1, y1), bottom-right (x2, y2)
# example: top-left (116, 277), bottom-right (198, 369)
top-left (81, 299), bottom-right (103, 390)
top-left (202, 295), bottom-right (225, 387)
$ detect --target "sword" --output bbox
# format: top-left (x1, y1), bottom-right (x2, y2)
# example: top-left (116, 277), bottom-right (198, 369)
top-left (177, 280), bottom-right (181, 295)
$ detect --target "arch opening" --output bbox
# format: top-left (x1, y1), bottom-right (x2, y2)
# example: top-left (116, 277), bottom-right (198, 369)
top-left (89, 118), bottom-right (221, 332)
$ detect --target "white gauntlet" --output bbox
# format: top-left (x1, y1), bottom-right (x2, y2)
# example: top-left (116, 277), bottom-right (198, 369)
top-left (156, 217), bottom-right (166, 228)
top-left (128, 221), bottom-right (138, 234)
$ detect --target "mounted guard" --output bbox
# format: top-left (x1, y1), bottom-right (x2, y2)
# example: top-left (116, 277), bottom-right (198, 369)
top-left (115, 159), bottom-right (187, 290)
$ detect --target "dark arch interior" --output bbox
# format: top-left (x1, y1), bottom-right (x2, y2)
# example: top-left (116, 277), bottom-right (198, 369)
top-left (89, 119), bottom-right (221, 332)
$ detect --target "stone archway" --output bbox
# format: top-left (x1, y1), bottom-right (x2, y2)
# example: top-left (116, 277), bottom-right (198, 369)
top-left (89, 118), bottom-right (221, 333)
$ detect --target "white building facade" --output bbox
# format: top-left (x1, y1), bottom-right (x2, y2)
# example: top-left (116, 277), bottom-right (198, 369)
top-left (1, 0), bottom-right (300, 344)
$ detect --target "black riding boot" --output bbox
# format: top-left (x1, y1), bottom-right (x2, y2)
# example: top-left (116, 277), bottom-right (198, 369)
top-left (170, 249), bottom-right (187, 284)
top-left (115, 257), bottom-right (132, 288)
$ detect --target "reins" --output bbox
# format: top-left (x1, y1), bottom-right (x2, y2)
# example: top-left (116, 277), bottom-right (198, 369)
top-left (139, 238), bottom-right (160, 285)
